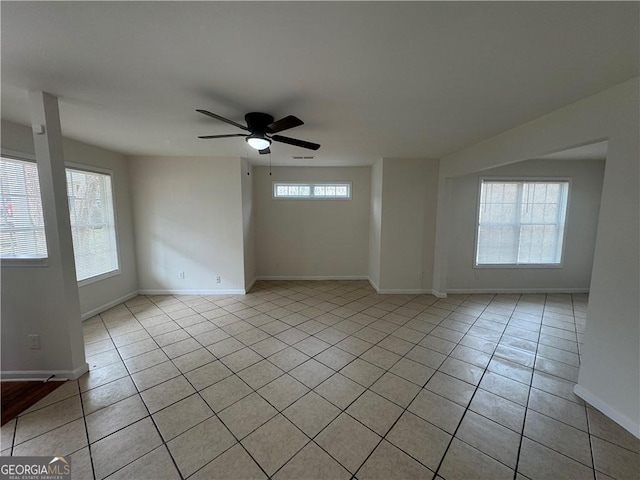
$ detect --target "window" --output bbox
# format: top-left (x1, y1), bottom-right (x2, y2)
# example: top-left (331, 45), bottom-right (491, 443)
top-left (476, 179), bottom-right (569, 266)
top-left (66, 167), bottom-right (119, 282)
top-left (0, 156), bottom-right (48, 259)
top-left (273, 182), bottom-right (351, 199)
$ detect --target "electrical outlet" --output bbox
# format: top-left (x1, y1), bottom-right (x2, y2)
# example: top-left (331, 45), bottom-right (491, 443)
top-left (216, 276), bottom-right (221, 284)
top-left (29, 334), bottom-right (40, 349)
top-left (179, 271), bottom-right (185, 279)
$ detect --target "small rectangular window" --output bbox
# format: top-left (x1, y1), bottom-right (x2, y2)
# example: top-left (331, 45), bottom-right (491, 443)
top-left (273, 182), bottom-right (351, 199)
top-left (476, 179), bottom-right (569, 266)
top-left (66, 167), bottom-right (119, 282)
top-left (0, 156), bottom-right (48, 259)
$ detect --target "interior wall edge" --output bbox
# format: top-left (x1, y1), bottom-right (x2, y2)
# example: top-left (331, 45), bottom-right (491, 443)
top-left (574, 384), bottom-right (640, 439)
top-left (80, 290), bottom-right (139, 321)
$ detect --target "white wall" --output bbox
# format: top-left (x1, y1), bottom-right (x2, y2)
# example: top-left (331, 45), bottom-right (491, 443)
top-left (129, 156), bottom-right (245, 294)
top-left (241, 159), bottom-right (256, 290)
top-left (435, 78), bottom-right (639, 437)
top-left (1, 120), bottom-right (138, 318)
top-left (368, 160), bottom-right (383, 288)
top-left (447, 158), bottom-right (605, 293)
top-left (254, 166), bottom-right (370, 279)
top-left (378, 158), bottom-right (439, 292)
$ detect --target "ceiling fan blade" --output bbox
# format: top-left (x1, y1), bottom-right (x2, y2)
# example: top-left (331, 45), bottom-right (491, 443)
top-left (266, 115), bottom-right (304, 134)
top-left (272, 135), bottom-right (320, 151)
top-left (258, 147), bottom-right (271, 155)
top-left (196, 109), bottom-right (249, 131)
top-left (198, 133), bottom-right (247, 139)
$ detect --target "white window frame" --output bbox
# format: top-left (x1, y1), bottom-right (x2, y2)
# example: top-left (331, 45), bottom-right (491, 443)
top-left (0, 149), bottom-right (48, 267)
top-left (66, 163), bottom-right (121, 286)
top-left (272, 181), bottom-right (352, 200)
top-left (474, 177), bottom-right (571, 269)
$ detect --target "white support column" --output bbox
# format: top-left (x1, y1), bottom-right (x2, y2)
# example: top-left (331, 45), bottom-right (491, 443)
top-left (431, 176), bottom-right (453, 297)
top-left (28, 91), bottom-right (87, 378)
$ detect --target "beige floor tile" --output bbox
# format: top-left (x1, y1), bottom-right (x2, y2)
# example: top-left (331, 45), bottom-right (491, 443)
top-left (289, 359), bottom-right (334, 388)
top-left (172, 347), bottom-right (216, 373)
top-left (91, 418), bottom-right (162, 479)
top-left (587, 407), bottom-right (640, 454)
top-left (528, 388), bottom-right (588, 431)
top-left (207, 337), bottom-right (245, 357)
top-left (237, 360), bottom-right (284, 390)
top-left (532, 371), bottom-right (584, 405)
top-left (85, 394), bottom-right (148, 443)
top-left (294, 336), bottom-right (332, 357)
top-left (386, 411), bottom-right (450, 471)
top-left (405, 345), bottom-right (447, 369)
top-left (131, 360), bottom-right (181, 391)
top-left (117, 338), bottom-right (158, 359)
top-left (162, 337), bottom-right (201, 359)
top-left (81, 376), bottom-right (138, 415)
top-left (346, 390), bottom-right (403, 436)
top-left (488, 357), bottom-right (533, 385)
top-left (524, 410), bottom-right (592, 466)
top-left (425, 372), bottom-right (475, 407)
top-left (85, 339), bottom-right (115, 357)
top-left (518, 437), bottom-right (594, 480)
top-left (389, 357), bottom-right (435, 386)
top-left (152, 393), bottom-right (213, 441)
top-left (408, 388), bottom-right (465, 434)
top-left (0, 419), bottom-right (15, 451)
top-left (439, 438), bottom-right (514, 480)
top-left (314, 373), bottom-right (365, 409)
top-left (315, 413), bottom-right (380, 474)
top-left (370, 371), bottom-right (420, 408)
top-left (122, 348), bottom-right (170, 374)
top-left (23, 380), bottom-right (80, 413)
top-left (439, 356), bottom-right (485, 386)
top-left (13, 418), bottom-right (87, 457)
top-left (219, 393), bottom-right (278, 439)
top-left (111, 328), bottom-right (150, 348)
top-left (184, 360), bottom-right (233, 391)
top-left (70, 446), bottom-right (94, 480)
top-left (257, 374), bottom-right (309, 411)
top-left (534, 356), bottom-right (579, 383)
top-left (357, 439), bottom-right (434, 479)
top-left (456, 410), bottom-right (520, 468)
top-left (314, 346), bottom-right (356, 371)
top-left (193, 327), bottom-right (230, 347)
top-left (360, 345), bottom-right (401, 370)
top-left (236, 328), bottom-right (271, 346)
top-left (283, 392), bottom-right (340, 438)
top-left (339, 358), bottom-right (384, 388)
top-left (469, 389), bottom-right (526, 433)
top-left (268, 347), bottom-right (310, 372)
top-left (15, 395), bottom-right (83, 444)
top-left (274, 442), bottom-right (350, 480)
top-left (479, 371), bottom-right (530, 406)
top-left (421, 334), bottom-right (457, 355)
top-left (107, 445), bottom-right (180, 480)
top-left (190, 443), bottom-right (267, 480)
top-left (221, 347), bottom-right (263, 372)
top-left (140, 376), bottom-right (195, 413)
top-left (79, 362), bottom-right (129, 392)
top-left (86, 350), bottom-right (122, 371)
top-left (200, 375), bottom-right (252, 412)
top-left (591, 436), bottom-right (640, 480)
top-left (167, 416), bottom-right (237, 478)
top-left (251, 337), bottom-right (288, 357)
top-left (242, 414), bottom-right (309, 476)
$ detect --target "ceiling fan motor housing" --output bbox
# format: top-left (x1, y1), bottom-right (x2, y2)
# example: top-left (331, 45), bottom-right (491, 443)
top-left (245, 112), bottom-right (275, 135)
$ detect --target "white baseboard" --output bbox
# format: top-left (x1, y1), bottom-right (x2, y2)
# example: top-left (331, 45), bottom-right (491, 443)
top-left (446, 287), bottom-right (590, 295)
top-left (574, 384), bottom-right (640, 439)
top-left (245, 277), bottom-right (257, 293)
top-left (367, 277), bottom-right (380, 292)
top-left (367, 278), bottom-right (446, 297)
top-left (255, 275), bottom-right (369, 281)
top-left (138, 288), bottom-right (246, 295)
top-left (1, 362), bottom-right (89, 381)
top-left (81, 291), bottom-right (140, 321)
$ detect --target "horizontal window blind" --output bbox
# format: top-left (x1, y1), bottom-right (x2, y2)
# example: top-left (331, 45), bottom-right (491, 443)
top-left (476, 180), bottom-right (569, 265)
top-left (0, 156), bottom-right (48, 259)
top-left (273, 182), bottom-right (351, 199)
top-left (66, 168), bottom-right (118, 281)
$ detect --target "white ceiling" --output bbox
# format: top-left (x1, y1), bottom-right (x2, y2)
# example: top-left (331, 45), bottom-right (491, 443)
top-left (1, 2), bottom-right (638, 167)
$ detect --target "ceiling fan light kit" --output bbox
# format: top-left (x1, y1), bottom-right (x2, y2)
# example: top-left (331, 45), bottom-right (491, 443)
top-left (197, 109), bottom-right (320, 154)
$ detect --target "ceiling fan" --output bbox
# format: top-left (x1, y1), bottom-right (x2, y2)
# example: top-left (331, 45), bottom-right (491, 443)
top-left (196, 110), bottom-right (320, 154)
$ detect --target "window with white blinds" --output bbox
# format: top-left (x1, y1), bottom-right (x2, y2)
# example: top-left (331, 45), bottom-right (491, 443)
top-left (66, 168), bottom-right (119, 282)
top-left (273, 182), bottom-right (351, 199)
top-left (476, 180), bottom-right (569, 266)
top-left (0, 156), bottom-right (48, 259)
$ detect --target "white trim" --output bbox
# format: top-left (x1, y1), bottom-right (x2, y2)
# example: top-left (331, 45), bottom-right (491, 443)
top-left (446, 287), bottom-right (589, 294)
top-left (245, 277), bottom-right (257, 293)
top-left (138, 288), bottom-right (247, 295)
top-left (256, 275), bottom-right (369, 281)
top-left (574, 384), bottom-right (640, 439)
top-left (367, 278), bottom-right (446, 297)
top-left (367, 277), bottom-right (380, 292)
top-left (1, 362), bottom-right (89, 381)
top-left (81, 290), bottom-right (139, 321)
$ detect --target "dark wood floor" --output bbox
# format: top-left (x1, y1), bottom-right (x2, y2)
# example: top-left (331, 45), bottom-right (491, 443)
top-left (1, 381), bottom-right (65, 426)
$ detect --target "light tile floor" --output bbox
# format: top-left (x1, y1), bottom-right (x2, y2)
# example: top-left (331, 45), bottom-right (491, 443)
top-left (2, 281), bottom-right (639, 479)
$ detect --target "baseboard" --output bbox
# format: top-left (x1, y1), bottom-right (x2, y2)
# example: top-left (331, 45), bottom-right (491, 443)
top-left (367, 278), bottom-right (446, 297)
top-left (574, 384), bottom-right (640, 439)
top-left (367, 277), bottom-right (380, 292)
top-left (255, 275), bottom-right (369, 281)
top-left (81, 291), bottom-right (140, 321)
top-left (138, 288), bottom-right (246, 295)
top-left (1, 362), bottom-right (89, 381)
top-left (446, 287), bottom-right (590, 294)
top-left (245, 277), bottom-right (257, 293)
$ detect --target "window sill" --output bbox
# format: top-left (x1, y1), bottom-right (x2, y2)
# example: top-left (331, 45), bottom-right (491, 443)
top-left (1, 258), bottom-right (49, 268)
top-left (474, 263), bottom-right (563, 269)
top-left (78, 269), bottom-right (121, 287)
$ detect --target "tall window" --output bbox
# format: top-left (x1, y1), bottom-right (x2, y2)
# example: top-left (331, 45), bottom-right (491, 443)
top-left (273, 182), bottom-right (351, 199)
top-left (0, 156), bottom-right (48, 259)
top-left (66, 167), bottom-right (118, 282)
top-left (476, 179), bottom-right (569, 266)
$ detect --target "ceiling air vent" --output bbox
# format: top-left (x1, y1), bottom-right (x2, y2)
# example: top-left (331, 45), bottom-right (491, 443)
top-left (292, 156), bottom-right (315, 160)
